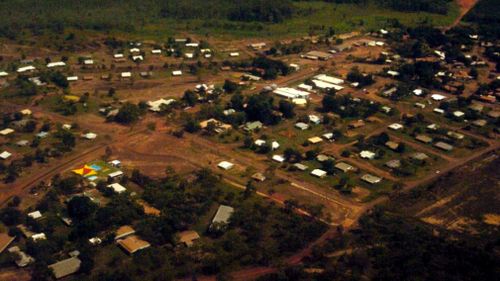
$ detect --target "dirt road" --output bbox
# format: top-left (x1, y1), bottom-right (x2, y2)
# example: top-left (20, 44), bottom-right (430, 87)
top-left (445, 0), bottom-right (479, 31)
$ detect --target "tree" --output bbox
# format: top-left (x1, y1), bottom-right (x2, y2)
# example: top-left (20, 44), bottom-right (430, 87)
top-left (183, 90), bottom-right (198, 106)
top-left (243, 181), bottom-right (256, 199)
top-left (223, 79), bottom-right (238, 93)
top-left (115, 103), bottom-right (141, 124)
top-left (67, 196), bottom-right (97, 221)
top-left (0, 207), bottom-right (22, 226)
top-left (230, 93), bottom-right (245, 111)
top-left (278, 100), bottom-right (295, 119)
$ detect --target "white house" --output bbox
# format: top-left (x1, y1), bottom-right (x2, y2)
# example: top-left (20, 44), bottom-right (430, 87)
top-left (272, 155), bottom-right (285, 163)
top-left (273, 87), bottom-right (310, 99)
top-left (360, 150), bottom-right (376, 160)
top-left (132, 55), bottom-right (143, 61)
top-left (67, 76), bottom-right (78, 81)
top-left (229, 52), bottom-right (240, 57)
top-left (172, 70), bottom-right (182, 76)
top-left (47, 61), bottom-right (66, 68)
top-left (129, 48), bottom-right (140, 53)
top-left (147, 98), bottom-right (175, 112)
top-left (311, 169), bottom-right (327, 178)
top-left (121, 72), bottom-right (132, 78)
top-left (218, 161), bottom-right (234, 170)
top-left (308, 115), bottom-right (321, 124)
top-left (387, 70), bottom-right (399, 77)
top-left (388, 123), bottom-right (403, 130)
top-left (0, 128), bottom-right (15, 136)
top-left (114, 54), bottom-right (124, 59)
top-left (0, 151), bottom-right (12, 160)
top-left (0, 71), bottom-right (8, 77)
top-left (28, 211), bottom-right (43, 220)
top-left (31, 233), bottom-right (46, 241)
top-left (151, 49), bottom-right (162, 54)
top-left (17, 66), bottom-right (36, 73)
top-left (84, 59), bottom-right (94, 65)
top-left (311, 80), bottom-right (344, 91)
top-left (431, 94), bottom-right (446, 101)
top-left (107, 183), bottom-right (126, 194)
top-left (186, 43), bottom-right (199, 48)
top-left (82, 133), bottom-right (97, 140)
top-left (413, 89), bottom-right (423, 96)
top-left (433, 108), bottom-right (445, 114)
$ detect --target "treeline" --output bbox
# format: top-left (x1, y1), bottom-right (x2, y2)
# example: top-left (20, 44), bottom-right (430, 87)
top-left (301, 0), bottom-right (451, 14)
top-left (464, 0), bottom-right (500, 39)
top-left (0, 0), bottom-right (294, 38)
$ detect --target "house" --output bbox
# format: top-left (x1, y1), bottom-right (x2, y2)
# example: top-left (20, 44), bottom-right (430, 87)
top-left (242, 73), bottom-right (261, 81)
top-left (381, 87), bottom-right (397, 97)
top-left (304, 51), bottom-right (332, 61)
top-left (186, 43), bottom-right (199, 48)
top-left (47, 61), bottom-right (66, 68)
top-left (147, 98), bottom-right (175, 112)
top-left (472, 119), bottom-right (487, 127)
top-left (217, 161), bottom-right (234, 170)
top-left (293, 163), bottom-right (309, 171)
top-left (434, 141), bottom-right (453, 151)
top-left (151, 49), bottom-right (162, 54)
top-left (17, 66), bottom-right (36, 73)
top-left (311, 169), bottom-right (327, 178)
top-left (433, 108), bottom-right (445, 114)
top-left (348, 120), bottom-right (365, 129)
top-left (415, 102), bottom-right (426, 109)
top-left (0, 233), bottom-right (15, 254)
top-left (88, 237), bottom-right (102, 245)
top-left (249, 42), bottom-right (266, 50)
top-left (308, 136), bottom-right (323, 144)
top-left (385, 159), bottom-right (401, 169)
top-left (271, 141), bottom-right (280, 150)
top-left (411, 152), bottom-right (429, 161)
top-left (413, 89), bottom-right (423, 96)
top-left (387, 70), bottom-right (399, 77)
top-left (0, 151), bottom-right (12, 160)
top-left (31, 233), bottom-right (47, 241)
top-left (316, 154), bottom-right (333, 162)
top-left (415, 134), bottom-right (433, 144)
top-left (427, 123), bottom-right (439, 130)
top-left (385, 141), bottom-right (399, 151)
top-left (117, 236), bottom-right (151, 254)
top-left (229, 52), bottom-right (240, 57)
top-left (272, 155), bottom-right (285, 163)
top-left (309, 115), bottom-right (321, 124)
top-left (468, 103), bottom-right (484, 112)
top-left (431, 94), bottom-right (446, 101)
top-left (129, 48), bottom-right (140, 53)
top-left (0, 71), bottom-right (8, 77)
top-left (335, 162), bottom-right (356, 173)
top-left (254, 139), bottom-right (266, 147)
top-left (487, 111), bottom-right (500, 119)
top-left (210, 205), bottom-right (234, 230)
top-left (322, 133), bottom-right (334, 141)
top-left (84, 59), bottom-right (94, 65)
top-left (0, 128), bottom-right (15, 136)
top-left (292, 98), bottom-right (308, 107)
top-left (447, 131), bottom-right (464, 140)
top-left (8, 246), bottom-right (35, 267)
top-left (20, 109), bottom-right (32, 116)
top-left (388, 123), bottom-right (403, 130)
top-left (251, 173), bottom-right (266, 182)
top-left (36, 131), bottom-right (49, 138)
top-left (107, 183), bottom-right (126, 194)
top-left (360, 150), bottom-right (376, 160)
top-left (82, 133), bottom-right (97, 140)
top-left (172, 70), bottom-right (183, 76)
top-left (114, 53), bottom-right (124, 58)
top-left (16, 140), bottom-right (29, 147)
top-left (453, 111), bottom-right (465, 118)
top-left (243, 121), bottom-right (263, 132)
top-left (178, 231), bottom-right (200, 247)
top-left (48, 256), bottom-right (81, 279)
top-left (108, 170), bottom-right (124, 181)
top-left (109, 160), bottom-right (121, 168)
top-left (121, 72), bottom-right (132, 79)
top-left (67, 76), bottom-right (78, 82)
top-left (28, 210), bottom-right (43, 220)
top-left (294, 122), bottom-right (309, 130)
top-left (381, 106), bottom-right (392, 114)
top-left (115, 226), bottom-right (136, 240)
top-left (361, 174), bottom-right (382, 184)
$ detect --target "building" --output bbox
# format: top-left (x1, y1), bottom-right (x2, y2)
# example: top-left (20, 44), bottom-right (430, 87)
top-left (0, 128), bottom-right (15, 136)
top-left (8, 246), bottom-right (35, 267)
top-left (47, 61), bottom-right (66, 68)
top-left (415, 134), bottom-right (433, 144)
top-left (311, 80), bottom-right (344, 91)
top-left (0, 151), bottom-right (12, 160)
top-left (308, 136), bottom-right (323, 144)
top-left (178, 231), bottom-right (200, 247)
top-left (107, 183), bottom-right (126, 194)
top-left (385, 141), bottom-right (399, 151)
top-left (388, 123), bottom-right (403, 130)
top-left (335, 162), bottom-right (356, 173)
top-left (172, 70), bottom-right (183, 76)
top-left (304, 51), bottom-right (332, 61)
top-left (147, 98), bottom-right (175, 112)
top-left (434, 141), bottom-right (453, 152)
top-left (295, 122), bottom-right (309, 130)
top-left (48, 256), bottom-right (81, 279)
top-left (273, 87), bottom-right (310, 100)
top-left (411, 152), bottom-right (429, 161)
top-left (251, 173), bottom-right (266, 182)
top-left (314, 74), bottom-right (344, 85)
top-left (243, 121), bottom-right (263, 132)
top-left (115, 225), bottom-right (136, 240)
top-left (108, 170), bottom-right (124, 181)
top-left (28, 210), bottom-right (42, 220)
top-left (360, 150), bottom-right (376, 160)
top-left (217, 161), bottom-right (234, 170)
top-left (293, 163), bottom-right (309, 171)
top-left (210, 205), bottom-right (234, 231)
top-left (272, 155), bottom-right (285, 163)
top-left (117, 236), bottom-right (151, 254)
top-left (311, 169), bottom-right (327, 178)
top-left (385, 159), bottom-right (401, 169)
top-left (309, 115), bottom-right (321, 124)
top-left (361, 174), bottom-right (382, 184)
